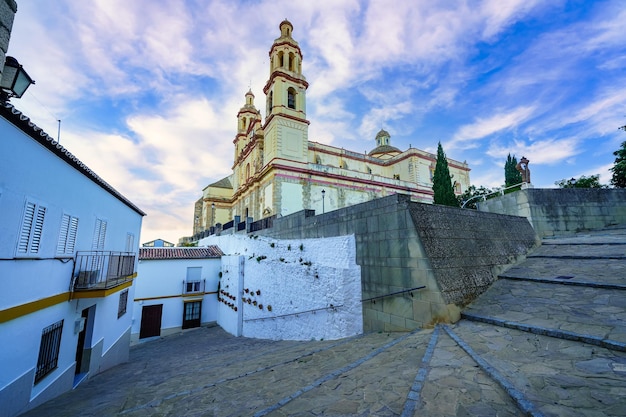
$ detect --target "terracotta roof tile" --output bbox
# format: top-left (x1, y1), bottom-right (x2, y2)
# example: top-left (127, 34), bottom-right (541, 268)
top-left (139, 246), bottom-right (223, 260)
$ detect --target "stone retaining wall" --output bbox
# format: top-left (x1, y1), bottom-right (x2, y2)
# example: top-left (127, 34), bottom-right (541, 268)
top-left (478, 188), bottom-right (626, 237)
top-left (258, 194), bottom-right (538, 331)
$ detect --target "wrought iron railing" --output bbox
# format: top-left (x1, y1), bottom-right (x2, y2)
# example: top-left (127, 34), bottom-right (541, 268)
top-left (72, 251), bottom-right (136, 291)
top-left (182, 279), bottom-right (206, 295)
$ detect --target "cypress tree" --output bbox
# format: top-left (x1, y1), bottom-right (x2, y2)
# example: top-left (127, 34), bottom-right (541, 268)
top-left (504, 153), bottom-right (522, 192)
top-left (432, 142), bottom-right (459, 207)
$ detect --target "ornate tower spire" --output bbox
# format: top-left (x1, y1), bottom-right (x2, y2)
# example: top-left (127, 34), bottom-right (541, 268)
top-left (263, 19), bottom-right (309, 123)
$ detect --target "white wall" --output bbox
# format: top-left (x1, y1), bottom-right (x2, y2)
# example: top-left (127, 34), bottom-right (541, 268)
top-left (201, 234), bottom-right (363, 341)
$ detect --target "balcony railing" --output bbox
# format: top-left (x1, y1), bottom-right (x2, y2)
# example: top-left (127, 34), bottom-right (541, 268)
top-left (72, 251), bottom-right (136, 291)
top-left (182, 279), bottom-right (206, 295)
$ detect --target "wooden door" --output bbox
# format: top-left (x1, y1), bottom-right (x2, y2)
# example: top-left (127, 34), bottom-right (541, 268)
top-left (182, 301), bottom-right (202, 329)
top-left (140, 304), bottom-right (163, 339)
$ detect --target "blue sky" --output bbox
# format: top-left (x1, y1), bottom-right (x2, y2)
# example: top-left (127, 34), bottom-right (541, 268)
top-left (7, 0), bottom-right (626, 243)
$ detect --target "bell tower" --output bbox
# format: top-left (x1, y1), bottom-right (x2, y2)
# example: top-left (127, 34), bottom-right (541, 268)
top-left (263, 20), bottom-right (309, 164)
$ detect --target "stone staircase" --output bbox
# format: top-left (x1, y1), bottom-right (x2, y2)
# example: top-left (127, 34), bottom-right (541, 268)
top-left (417, 229), bottom-right (626, 416)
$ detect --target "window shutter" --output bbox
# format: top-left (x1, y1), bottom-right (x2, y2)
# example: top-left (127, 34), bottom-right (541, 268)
top-left (92, 219), bottom-right (107, 250)
top-left (17, 202), bottom-right (36, 254)
top-left (17, 201), bottom-right (46, 255)
top-left (30, 206), bottom-right (46, 253)
top-left (57, 214), bottom-right (70, 254)
top-left (57, 214), bottom-right (79, 254)
top-left (67, 217), bottom-right (78, 253)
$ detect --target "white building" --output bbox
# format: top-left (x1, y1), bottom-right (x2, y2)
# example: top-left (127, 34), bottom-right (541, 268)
top-left (0, 103), bottom-right (145, 417)
top-left (132, 247), bottom-right (223, 343)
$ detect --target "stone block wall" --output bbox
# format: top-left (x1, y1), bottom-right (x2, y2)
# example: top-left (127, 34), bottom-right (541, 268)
top-left (478, 188), bottom-right (626, 237)
top-left (409, 204), bottom-right (538, 306)
top-left (258, 194), bottom-right (538, 332)
top-left (0, 0), bottom-right (17, 79)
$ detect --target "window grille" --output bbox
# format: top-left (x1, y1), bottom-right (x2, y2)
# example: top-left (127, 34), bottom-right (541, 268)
top-left (118, 289), bottom-right (129, 318)
top-left (57, 214), bottom-right (79, 255)
top-left (35, 320), bottom-right (63, 384)
top-left (17, 201), bottom-right (46, 255)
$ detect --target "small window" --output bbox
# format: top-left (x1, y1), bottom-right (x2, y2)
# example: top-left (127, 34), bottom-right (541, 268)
top-left (17, 200), bottom-right (47, 256)
top-left (287, 88), bottom-right (296, 109)
top-left (35, 320), bottom-right (63, 384)
top-left (393, 174), bottom-right (400, 180)
top-left (57, 214), bottom-right (79, 255)
top-left (118, 289), bottom-right (129, 318)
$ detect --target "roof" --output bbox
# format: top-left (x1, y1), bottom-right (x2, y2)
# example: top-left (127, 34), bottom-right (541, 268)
top-left (139, 246), bottom-right (224, 260)
top-left (0, 103), bottom-right (146, 216)
top-left (368, 144), bottom-right (401, 156)
top-left (208, 176), bottom-right (233, 189)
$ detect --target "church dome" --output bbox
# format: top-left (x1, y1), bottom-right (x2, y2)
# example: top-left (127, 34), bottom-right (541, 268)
top-left (369, 129), bottom-right (400, 157)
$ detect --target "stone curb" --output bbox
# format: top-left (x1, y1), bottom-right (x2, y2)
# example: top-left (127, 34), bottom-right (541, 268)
top-left (498, 274), bottom-right (626, 291)
top-left (400, 326), bottom-right (440, 417)
top-left (528, 255), bottom-right (626, 260)
top-left (442, 325), bottom-right (545, 417)
top-left (461, 313), bottom-right (626, 352)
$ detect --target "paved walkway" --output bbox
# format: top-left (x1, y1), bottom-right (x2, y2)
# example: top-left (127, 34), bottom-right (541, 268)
top-left (22, 229), bottom-right (626, 416)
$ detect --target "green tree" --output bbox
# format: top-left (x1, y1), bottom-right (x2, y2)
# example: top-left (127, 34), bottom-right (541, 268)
top-left (432, 142), bottom-right (459, 207)
top-left (555, 174), bottom-right (607, 189)
top-left (504, 153), bottom-right (522, 192)
top-left (610, 140), bottom-right (626, 188)
top-left (458, 185), bottom-right (494, 209)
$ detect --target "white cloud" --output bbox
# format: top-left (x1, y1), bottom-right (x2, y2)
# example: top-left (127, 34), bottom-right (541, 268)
top-left (487, 137), bottom-right (579, 165)
top-left (449, 106), bottom-right (535, 149)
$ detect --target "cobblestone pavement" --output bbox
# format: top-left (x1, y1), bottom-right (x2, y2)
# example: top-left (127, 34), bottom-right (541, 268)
top-left (22, 229), bottom-right (626, 416)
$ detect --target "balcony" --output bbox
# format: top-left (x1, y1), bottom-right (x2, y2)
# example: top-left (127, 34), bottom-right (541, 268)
top-left (72, 251), bottom-right (136, 291)
top-left (182, 279), bottom-right (206, 295)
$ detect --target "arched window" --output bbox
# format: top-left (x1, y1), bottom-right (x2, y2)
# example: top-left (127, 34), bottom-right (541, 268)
top-left (287, 87), bottom-right (296, 109)
top-left (288, 52), bottom-right (295, 71)
top-left (315, 155), bottom-right (322, 164)
top-left (268, 91), bottom-right (273, 112)
top-left (278, 51), bottom-right (284, 68)
top-left (242, 117), bottom-right (247, 130)
top-left (246, 163), bottom-right (251, 181)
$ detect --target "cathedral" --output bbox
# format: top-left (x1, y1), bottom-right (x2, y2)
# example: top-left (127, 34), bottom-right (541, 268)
top-left (193, 20), bottom-right (470, 235)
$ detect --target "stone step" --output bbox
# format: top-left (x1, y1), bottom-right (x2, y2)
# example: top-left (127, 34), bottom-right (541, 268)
top-left (500, 257), bottom-right (626, 288)
top-left (462, 279), bottom-right (626, 347)
top-left (446, 321), bottom-right (626, 417)
top-left (529, 243), bottom-right (626, 259)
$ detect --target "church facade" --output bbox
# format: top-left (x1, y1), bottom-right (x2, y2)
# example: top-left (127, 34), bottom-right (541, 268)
top-left (194, 20), bottom-right (470, 235)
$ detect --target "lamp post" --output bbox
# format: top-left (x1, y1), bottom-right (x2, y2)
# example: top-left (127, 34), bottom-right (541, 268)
top-left (321, 189), bottom-right (325, 214)
top-left (0, 56), bottom-right (35, 101)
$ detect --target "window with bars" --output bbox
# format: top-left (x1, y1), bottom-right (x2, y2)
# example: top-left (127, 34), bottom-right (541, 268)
top-left (57, 214), bottom-right (79, 255)
top-left (118, 289), bottom-right (129, 318)
top-left (17, 200), bottom-right (47, 256)
top-left (35, 320), bottom-right (63, 384)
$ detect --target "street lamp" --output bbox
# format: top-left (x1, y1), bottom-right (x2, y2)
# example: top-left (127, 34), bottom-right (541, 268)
top-left (0, 56), bottom-right (35, 101)
top-left (321, 189), bottom-right (325, 214)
